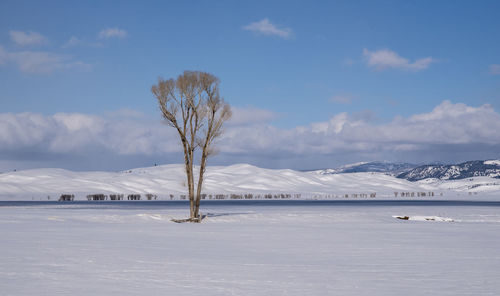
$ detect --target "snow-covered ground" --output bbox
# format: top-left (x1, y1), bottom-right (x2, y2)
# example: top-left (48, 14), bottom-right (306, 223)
top-left (484, 160), bottom-right (500, 166)
top-left (1, 200), bottom-right (500, 295)
top-left (1, 163), bottom-right (499, 200)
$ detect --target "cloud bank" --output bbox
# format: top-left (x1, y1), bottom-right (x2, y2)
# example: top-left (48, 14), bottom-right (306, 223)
top-left (0, 102), bottom-right (499, 171)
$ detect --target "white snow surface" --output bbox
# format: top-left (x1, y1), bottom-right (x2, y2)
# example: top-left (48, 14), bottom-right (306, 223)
top-left (393, 215), bottom-right (455, 222)
top-left (1, 201), bottom-right (500, 295)
top-left (1, 163), bottom-right (499, 200)
top-left (484, 160), bottom-right (500, 166)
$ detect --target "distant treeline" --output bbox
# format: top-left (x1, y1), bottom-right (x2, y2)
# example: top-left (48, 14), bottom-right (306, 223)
top-left (54, 191), bottom-right (463, 201)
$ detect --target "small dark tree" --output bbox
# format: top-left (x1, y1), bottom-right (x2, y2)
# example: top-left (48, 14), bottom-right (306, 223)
top-left (152, 71), bottom-right (231, 222)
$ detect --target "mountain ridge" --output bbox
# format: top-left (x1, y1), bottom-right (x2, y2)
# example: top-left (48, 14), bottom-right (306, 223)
top-left (316, 161), bottom-right (417, 175)
top-left (397, 160), bottom-right (500, 181)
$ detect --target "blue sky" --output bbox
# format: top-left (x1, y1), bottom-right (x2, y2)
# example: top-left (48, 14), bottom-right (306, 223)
top-left (1, 0), bottom-right (499, 171)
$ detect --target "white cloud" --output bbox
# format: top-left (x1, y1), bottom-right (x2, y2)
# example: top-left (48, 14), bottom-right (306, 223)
top-left (489, 64), bottom-right (500, 75)
top-left (1, 102), bottom-right (499, 170)
top-left (0, 46), bottom-right (90, 74)
top-left (98, 28), bottom-right (127, 39)
top-left (243, 18), bottom-right (292, 39)
top-left (9, 30), bottom-right (48, 46)
top-left (0, 112), bottom-right (178, 157)
top-left (11, 51), bottom-right (70, 74)
top-left (363, 48), bottom-right (435, 71)
top-left (220, 101), bottom-right (500, 158)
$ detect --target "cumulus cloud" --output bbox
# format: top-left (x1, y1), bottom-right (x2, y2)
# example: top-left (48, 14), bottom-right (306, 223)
top-left (98, 28), bottom-right (127, 39)
top-left (219, 101), bottom-right (500, 164)
top-left (9, 30), bottom-right (47, 46)
top-left (0, 46), bottom-right (90, 74)
top-left (1, 102), bottom-right (499, 171)
top-left (363, 48), bottom-right (435, 71)
top-left (490, 64), bottom-right (500, 75)
top-left (243, 18), bottom-right (292, 39)
top-left (0, 111), bottom-right (179, 158)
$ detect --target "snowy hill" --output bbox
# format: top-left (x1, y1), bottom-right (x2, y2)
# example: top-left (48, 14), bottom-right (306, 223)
top-left (397, 160), bottom-right (500, 181)
top-left (317, 161), bottom-right (416, 175)
top-left (1, 163), bottom-right (499, 200)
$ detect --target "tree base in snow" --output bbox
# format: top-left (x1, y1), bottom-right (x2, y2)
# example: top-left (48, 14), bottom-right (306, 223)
top-left (171, 214), bottom-right (206, 223)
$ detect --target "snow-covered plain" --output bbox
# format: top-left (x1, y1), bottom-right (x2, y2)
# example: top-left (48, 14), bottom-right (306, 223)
top-left (1, 200), bottom-right (500, 295)
top-left (1, 163), bottom-right (499, 200)
top-left (1, 164), bottom-right (499, 295)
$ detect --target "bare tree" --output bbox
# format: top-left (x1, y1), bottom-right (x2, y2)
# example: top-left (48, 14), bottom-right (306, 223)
top-left (151, 71), bottom-right (231, 222)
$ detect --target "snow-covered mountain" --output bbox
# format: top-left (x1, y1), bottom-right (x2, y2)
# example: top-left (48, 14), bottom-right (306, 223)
top-left (317, 161), bottom-right (417, 175)
top-left (397, 160), bottom-right (500, 181)
top-left (1, 163), bottom-right (499, 200)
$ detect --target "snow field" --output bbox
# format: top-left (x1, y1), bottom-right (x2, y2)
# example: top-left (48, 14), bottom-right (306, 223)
top-left (1, 201), bottom-right (500, 295)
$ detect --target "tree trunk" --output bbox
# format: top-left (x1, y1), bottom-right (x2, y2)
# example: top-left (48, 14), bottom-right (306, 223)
top-left (194, 152), bottom-right (208, 218)
top-left (181, 138), bottom-right (195, 219)
top-left (187, 165), bottom-right (195, 219)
